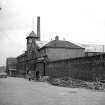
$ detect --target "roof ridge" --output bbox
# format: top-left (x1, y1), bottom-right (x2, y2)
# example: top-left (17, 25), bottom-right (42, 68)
top-left (29, 30), bottom-right (37, 37)
top-left (41, 39), bottom-right (84, 49)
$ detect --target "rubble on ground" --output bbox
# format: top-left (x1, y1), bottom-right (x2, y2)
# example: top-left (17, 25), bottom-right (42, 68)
top-left (47, 77), bottom-right (105, 91)
top-left (40, 76), bottom-right (49, 82)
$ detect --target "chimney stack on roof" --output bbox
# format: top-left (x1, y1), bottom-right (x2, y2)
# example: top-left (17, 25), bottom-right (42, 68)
top-left (55, 35), bottom-right (59, 40)
top-left (63, 37), bottom-right (66, 41)
top-left (37, 16), bottom-right (40, 41)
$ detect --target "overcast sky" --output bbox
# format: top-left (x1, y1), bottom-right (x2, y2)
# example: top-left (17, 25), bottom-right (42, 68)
top-left (0, 0), bottom-right (105, 66)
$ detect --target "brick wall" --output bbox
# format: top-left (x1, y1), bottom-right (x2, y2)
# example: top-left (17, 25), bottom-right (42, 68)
top-left (36, 62), bottom-right (44, 76)
top-left (16, 62), bottom-right (26, 76)
top-left (46, 48), bottom-right (85, 61)
top-left (45, 54), bottom-right (105, 81)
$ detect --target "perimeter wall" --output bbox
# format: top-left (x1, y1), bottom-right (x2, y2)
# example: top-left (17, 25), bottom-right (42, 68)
top-left (45, 54), bottom-right (105, 81)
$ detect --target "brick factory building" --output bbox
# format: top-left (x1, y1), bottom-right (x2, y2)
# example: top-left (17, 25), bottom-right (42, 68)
top-left (6, 57), bottom-right (17, 77)
top-left (15, 16), bottom-right (105, 81)
top-left (16, 16), bottom-right (85, 78)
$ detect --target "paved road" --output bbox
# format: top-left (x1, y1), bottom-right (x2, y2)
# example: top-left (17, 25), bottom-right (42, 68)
top-left (0, 77), bottom-right (105, 105)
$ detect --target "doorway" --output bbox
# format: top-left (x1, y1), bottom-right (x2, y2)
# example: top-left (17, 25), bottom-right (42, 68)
top-left (36, 71), bottom-right (40, 80)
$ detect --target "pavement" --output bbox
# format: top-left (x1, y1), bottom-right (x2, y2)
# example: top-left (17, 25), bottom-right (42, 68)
top-left (0, 77), bottom-right (105, 105)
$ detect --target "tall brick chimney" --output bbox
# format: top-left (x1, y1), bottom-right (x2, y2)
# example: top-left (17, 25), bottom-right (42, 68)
top-left (37, 16), bottom-right (40, 41)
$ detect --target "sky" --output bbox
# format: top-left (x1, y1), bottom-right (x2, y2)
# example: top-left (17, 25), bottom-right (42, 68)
top-left (0, 0), bottom-right (105, 66)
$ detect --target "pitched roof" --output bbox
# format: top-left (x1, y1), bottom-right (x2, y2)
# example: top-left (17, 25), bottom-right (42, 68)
top-left (26, 31), bottom-right (37, 39)
top-left (36, 41), bottom-right (48, 48)
top-left (41, 40), bottom-right (84, 49)
top-left (29, 31), bottom-right (37, 37)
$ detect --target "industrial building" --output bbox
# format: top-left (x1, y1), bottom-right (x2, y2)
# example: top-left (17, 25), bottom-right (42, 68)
top-left (6, 16), bottom-right (105, 81)
top-left (16, 16), bottom-right (85, 78)
top-left (6, 57), bottom-right (17, 76)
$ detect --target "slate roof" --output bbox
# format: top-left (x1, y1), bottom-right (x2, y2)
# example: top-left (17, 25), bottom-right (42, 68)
top-left (29, 31), bottom-right (37, 37)
top-left (41, 40), bottom-right (84, 49)
top-left (36, 41), bottom-right (48, 48)
top-left (26, 31), bottom-right (37, 39)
